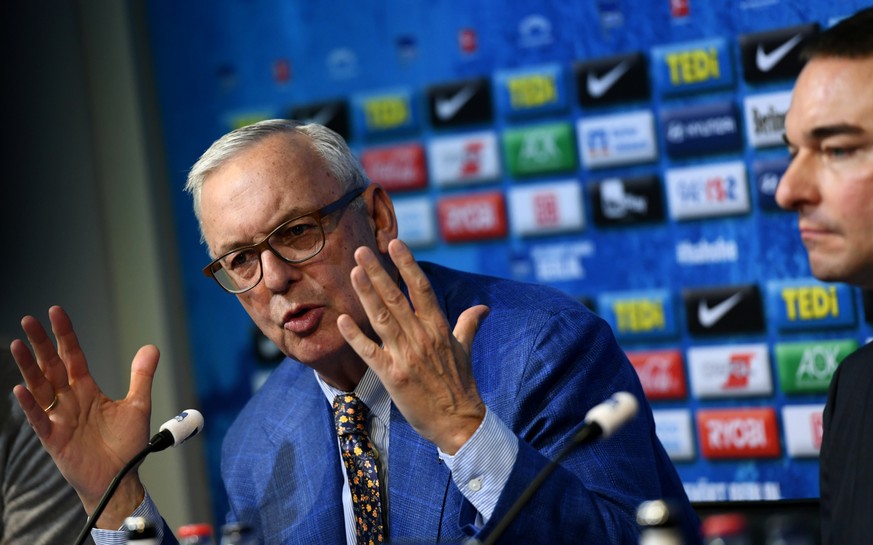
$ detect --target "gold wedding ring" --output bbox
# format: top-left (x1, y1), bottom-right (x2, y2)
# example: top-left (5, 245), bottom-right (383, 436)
top-left (43, 394), bottom-right (59, 413)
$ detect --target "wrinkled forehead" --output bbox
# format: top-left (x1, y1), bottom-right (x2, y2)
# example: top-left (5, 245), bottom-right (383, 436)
top-left (200, 134), bottom-right (344, 253)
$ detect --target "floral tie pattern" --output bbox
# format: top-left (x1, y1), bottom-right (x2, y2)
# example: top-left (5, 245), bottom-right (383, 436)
top-left (333, 394), bottom-right (384, 545)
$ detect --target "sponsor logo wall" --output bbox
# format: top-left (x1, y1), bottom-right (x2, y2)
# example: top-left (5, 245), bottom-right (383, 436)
top-left (147, 0), bottom-right (873, 518)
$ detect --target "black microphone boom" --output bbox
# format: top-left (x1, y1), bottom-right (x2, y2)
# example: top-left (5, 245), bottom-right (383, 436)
top-left (471, 392), bottom-right (639, 545)
top-left (71, 409), bottom-right (204, 545)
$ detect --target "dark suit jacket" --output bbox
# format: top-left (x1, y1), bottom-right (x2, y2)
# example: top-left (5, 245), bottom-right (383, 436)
top-left (218, 263), bottom-right (699, 544)
top-left (819, 340), bottom-right (873, 545)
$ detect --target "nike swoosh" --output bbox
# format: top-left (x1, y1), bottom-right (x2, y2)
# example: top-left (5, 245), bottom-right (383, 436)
top-left (756, 34), bottom-right (803, 72)
top-left (586, 60), bottom-right (631, 98)
top-left (697, 292), bottom-right (744, 328)
top-left (435, 84), bottom-right (477, 120)
top-left (307, 105), bottom-right (337, 127)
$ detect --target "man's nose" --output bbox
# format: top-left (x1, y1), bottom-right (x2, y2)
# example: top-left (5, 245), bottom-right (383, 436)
top-left (775, 152), bottom-right (816, 211)
top-left (260, 247), bottom-right (301, 292)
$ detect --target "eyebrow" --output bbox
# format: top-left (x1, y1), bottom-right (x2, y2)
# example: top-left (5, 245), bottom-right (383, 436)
top-left (809, 123), bottom-right (864, 140)
top-left (783, 123), bottom-right (864, 147)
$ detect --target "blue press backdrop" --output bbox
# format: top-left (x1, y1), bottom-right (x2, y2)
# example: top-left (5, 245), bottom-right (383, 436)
top-left (144, 0), bottom-right (873, 526)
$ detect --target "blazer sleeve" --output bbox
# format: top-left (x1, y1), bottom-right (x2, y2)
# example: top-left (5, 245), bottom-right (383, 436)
top-left (462, 307), bottom-right (699, 544)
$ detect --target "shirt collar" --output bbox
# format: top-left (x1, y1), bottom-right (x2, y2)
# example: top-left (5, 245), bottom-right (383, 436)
top-left (315, 367), bottom-right (391, 427)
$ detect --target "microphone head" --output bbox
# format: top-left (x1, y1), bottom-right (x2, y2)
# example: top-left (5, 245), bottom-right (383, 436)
top-left (583, 392), bottom-right (638, 438)
top-left (158, 409), bottom-right (204, 448)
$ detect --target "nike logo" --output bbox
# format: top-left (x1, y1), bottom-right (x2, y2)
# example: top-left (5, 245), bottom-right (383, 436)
top-left (586, 60), bottom-right (631, 98)
top-left (306, 105), bottom-right (337, 127)
top-left (435, 84), bottom-right (478, 120)
top-left (697, 292), bottom-right (744, 328)
top-left (756, 34), bottom-right (803, 72)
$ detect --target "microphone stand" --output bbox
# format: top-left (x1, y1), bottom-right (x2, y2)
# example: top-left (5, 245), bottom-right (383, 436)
top-left (471, 423), bottom-right (603, 545)
top-left (72, 432), bottom-right (175, 545)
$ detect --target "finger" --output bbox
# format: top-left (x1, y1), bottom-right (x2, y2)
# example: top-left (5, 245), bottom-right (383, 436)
top-left (350, 249), bottom-right (409, 342)
top-left (11, 328), bottom-right (57, 407)
top-left (12, 384), bottom-right (53, 439)
top-left (49, 306), bottom-right (90, 382)
top-left (337, 314), bottom-right (384, 367)
top-left (387, 239), bottom-right (444, 323)
top-left (125, 345), bottom-right (159, 410)
top-left (453, 305), bottom-right (490, 351)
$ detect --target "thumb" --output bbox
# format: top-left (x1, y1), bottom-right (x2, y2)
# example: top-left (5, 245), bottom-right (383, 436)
top-left (127, 344), bottom-right (159, 408)
top-left (453, 305), bottom-right (490, 351)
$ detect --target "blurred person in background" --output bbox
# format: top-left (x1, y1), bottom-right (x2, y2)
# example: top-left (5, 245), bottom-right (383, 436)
top-left (1, 342), bottom-right (93, 544)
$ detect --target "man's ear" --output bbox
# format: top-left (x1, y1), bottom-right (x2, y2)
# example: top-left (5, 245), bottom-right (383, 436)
top-left (366, 184), bottom-right (398, 254)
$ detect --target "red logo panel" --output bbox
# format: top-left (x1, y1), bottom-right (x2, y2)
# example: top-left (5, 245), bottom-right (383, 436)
top-left (810, 411), bottom-right (823, 450)
top-left (361, 143), bottom-right (427, 192)
top-left (697, 408), bottom-right (781, 459)
top-left (627, 349), bottom-right (687, 401)
top-left (437, 192), bottom-right (508, 242)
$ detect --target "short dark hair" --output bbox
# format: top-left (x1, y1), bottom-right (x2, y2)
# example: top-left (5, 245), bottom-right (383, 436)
top-left (802, 7), bottom-right (873, 60)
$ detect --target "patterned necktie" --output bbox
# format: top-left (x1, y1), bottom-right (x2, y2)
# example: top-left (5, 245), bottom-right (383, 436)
top-left (333, 394), bottom-right (384, 545)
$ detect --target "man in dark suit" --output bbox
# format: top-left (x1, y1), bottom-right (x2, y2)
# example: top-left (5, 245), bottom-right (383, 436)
top-left (11, 120), bottom-right (697, 544)
top-left (775, 7), bottom-right (873, 545)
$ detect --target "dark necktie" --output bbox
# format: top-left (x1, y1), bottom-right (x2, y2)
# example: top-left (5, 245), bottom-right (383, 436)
top-left (333, 394), bottom-right (384, 545)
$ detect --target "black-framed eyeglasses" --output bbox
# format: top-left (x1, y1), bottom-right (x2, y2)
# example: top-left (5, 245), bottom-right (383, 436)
top-left (203, 187), bottom-right (365, 294)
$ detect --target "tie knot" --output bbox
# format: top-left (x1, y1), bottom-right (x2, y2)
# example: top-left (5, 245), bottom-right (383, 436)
top-left (333, 394), bottom-right (370, 437)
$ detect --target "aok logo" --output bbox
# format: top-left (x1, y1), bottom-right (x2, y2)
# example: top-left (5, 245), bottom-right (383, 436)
top-left (775, 339), bottom-right (857, 394)
top-left (437, 192), bottom-right (507, 242)
top-left (698, 408), bottom-right (781, 459)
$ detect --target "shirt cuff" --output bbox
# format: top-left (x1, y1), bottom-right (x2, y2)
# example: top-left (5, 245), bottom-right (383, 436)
top-left (438, 407), bottom-right (519, 522)
top-left (91, 489), bottom-right (165, 545)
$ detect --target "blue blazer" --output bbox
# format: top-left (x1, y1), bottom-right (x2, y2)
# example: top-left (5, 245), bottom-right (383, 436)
top-left (218, 263), bottom-right (699, 544)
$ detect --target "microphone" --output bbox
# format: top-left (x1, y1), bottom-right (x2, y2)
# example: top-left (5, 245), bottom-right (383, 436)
top-left (471, 392), bottom-right (639, 545)
top-left (72, 409), bottom-right (204, 545)
top-left (149, 409), bottom-right (205, 452)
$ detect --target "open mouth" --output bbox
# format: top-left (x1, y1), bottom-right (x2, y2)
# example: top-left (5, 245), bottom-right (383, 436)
top-left (283, 306), bottom-right (324, 336)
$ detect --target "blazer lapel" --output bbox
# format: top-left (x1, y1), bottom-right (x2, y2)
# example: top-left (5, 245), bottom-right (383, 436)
top-left (387, 404), bottom-right (454, 542)
top-left (258, 366), bottom-right (347, 543)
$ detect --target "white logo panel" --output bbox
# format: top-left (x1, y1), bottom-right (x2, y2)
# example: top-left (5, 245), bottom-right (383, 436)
top-left (782, 404), bottom-right (824, 458)
top-left (688, 343), bottom-right (773, 398)
top-left (576, 110), bottom-right (658, 169)
top-left (427, 131), bottom-right (501, 186)
top-left (507, 180), bottom-right (585, 236)
top-left (394, 197), bottom-right (436, 247)
top-left (653, 409), bottom-right (696, 461)
top-left (666, 161), bottom-right (750, 220)
top-left (744, 90), bottom-right (792, 148)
